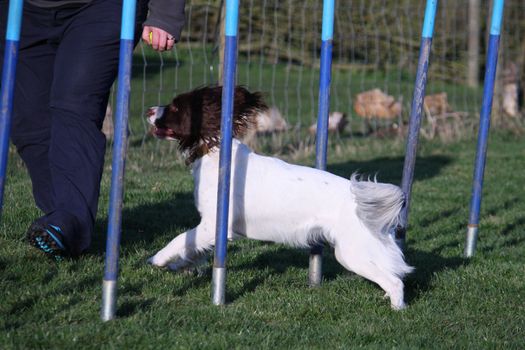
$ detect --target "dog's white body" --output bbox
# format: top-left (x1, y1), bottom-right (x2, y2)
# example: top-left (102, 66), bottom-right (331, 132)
top-left (149, 136), bottom-right (413, 309)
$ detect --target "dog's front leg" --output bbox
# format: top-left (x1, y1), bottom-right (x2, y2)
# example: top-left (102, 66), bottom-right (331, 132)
top-left (147, 223), bottom-right (215, 268)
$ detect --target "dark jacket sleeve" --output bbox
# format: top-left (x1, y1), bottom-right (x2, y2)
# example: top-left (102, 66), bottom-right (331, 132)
top-left (143, 0), bottom-right (186, 41)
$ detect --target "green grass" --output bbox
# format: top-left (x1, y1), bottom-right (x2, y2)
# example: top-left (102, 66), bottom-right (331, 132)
top-left (1, 130), bottom-right (524, 349)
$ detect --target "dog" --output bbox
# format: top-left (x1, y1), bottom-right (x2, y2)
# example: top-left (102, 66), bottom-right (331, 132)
top-left (146, 85), bottom-right (413, 310)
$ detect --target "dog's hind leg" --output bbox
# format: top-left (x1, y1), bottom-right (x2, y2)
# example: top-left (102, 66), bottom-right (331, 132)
top-left (334, 243), bottom-right (407, 310)
top-left (148, 223), bottom-right (215, 269)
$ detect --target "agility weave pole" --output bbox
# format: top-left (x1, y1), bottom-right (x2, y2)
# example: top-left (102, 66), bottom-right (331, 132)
top-left (397, 0), bottom-right (438, 250)
top-left (0, 0), bottom-right (24, 219)
top-left (309, 0), bottom-right (335, 287)
top-left (211, 0), bottom-right (240, 305)
top-left (464, 0), bottom-right (505, 258)
top-left (101, 0), bottom-right (137, 321)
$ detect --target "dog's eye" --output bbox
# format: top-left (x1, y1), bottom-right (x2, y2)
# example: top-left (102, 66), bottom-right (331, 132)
top-left (169, 105), bottom-right (178, 113)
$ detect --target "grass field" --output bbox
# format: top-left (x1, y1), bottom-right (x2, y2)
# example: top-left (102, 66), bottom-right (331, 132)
top-left (1, 128), bottom-right (524, 348)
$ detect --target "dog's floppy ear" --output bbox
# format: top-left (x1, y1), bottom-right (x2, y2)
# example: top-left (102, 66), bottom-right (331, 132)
top-left (198, 85), bottom-right (267, 144)
top-left (231, 86), bottom-right (268, 138)
top-left (176, 85), bottom-right (268, 164)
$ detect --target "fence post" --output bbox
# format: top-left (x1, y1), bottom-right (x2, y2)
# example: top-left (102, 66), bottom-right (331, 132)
top-left (309, 0), bottom-right (335, 287)
top-left (211, 0), bottom-right (239, 306)
top-left (467, 0), bottom-right (481, 88)
top-left (465, 0), bottom-right (505, 258)
top-left (101, 0), bottom-right (137, 321)
top-left (0, 0), bottom-right (24, 219)
top-left (397, 0), bottom-right (438, 250)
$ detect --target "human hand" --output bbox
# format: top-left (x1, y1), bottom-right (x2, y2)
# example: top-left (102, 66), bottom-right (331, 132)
top-left (142, 26), bottom-right (176, 51)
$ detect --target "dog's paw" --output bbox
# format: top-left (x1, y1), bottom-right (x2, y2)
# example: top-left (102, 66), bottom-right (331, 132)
top-left (147, 255), bottom-right (167, 267)
top-left (383, 293), bottom-right (406, 310)
top-left (383, 291), bottom-right (407, 310)
top-left (390, 303), bottom-right (407, 311)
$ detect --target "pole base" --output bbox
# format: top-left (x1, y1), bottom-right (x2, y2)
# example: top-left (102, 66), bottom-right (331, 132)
top-left (308, 249), bottom-right (323, 287)
top-left (464, 225), bottom-right (478, 258)
top-left (211, 267), bottom-right (226, 305)
top-left (101, 279), bottom-right (117, 321)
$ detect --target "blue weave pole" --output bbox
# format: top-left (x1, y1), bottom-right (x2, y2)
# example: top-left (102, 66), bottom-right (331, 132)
top-left (465, 0), bottom-right (505, 258)
top-left (309, 0), bottom-right (334, 287)
top-left (211, 0), bottom-right (239, 306)
top-left (397, 0), bottom-right (438, 250)
top-left (101, 0), bottom-right (137, 321)
top-left (0, 0), bottom-right (24, 219)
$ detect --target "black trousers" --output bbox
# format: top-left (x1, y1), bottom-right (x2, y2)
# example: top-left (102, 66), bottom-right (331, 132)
top-left (0, 0), bottom-right (147, 255)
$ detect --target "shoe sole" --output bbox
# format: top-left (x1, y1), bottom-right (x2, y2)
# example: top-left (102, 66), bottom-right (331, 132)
top-left (27, 224), bottom-right (67, 262)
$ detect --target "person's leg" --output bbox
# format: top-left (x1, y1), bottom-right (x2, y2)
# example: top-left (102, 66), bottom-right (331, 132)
top-left (0, 2), bottom-right (57, 214)
top-left (43, 0), bottom-right (125, 255)
top-left (1, 0), bottom-right (149, 258)
top-left (0, 4), bottom-right (73, 260)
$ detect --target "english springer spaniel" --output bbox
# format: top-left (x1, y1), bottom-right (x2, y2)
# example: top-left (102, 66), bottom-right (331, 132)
top-left (146, 86), bottom-right (413, 310)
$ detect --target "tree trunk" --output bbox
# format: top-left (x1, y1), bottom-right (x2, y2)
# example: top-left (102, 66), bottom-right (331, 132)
top-left (467, 0), bottom-right (480, 87)
top-left (519, 36), bottom-right (525, 113)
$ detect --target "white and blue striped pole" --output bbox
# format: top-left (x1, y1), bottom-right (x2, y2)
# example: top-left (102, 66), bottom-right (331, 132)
top-left (211, 0), bottom-right (239, 306)
top-left (0, 0), bottom-right (24, 219)
top-left (465, 0), bottom-right (505, 258)
top-left (101, 0), bottom-right (137, 321)
top-left (397, 0), bottom-right (438, 250)
top-left (309, 0), bottom-right (335, 287)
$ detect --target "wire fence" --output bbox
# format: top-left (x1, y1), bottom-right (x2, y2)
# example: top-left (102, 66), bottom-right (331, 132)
top-left (113, 0), bottom-right (525, 156)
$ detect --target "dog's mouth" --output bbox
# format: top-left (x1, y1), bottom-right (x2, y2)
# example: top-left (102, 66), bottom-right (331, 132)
top-left (150, 125), bottom-right (178, 140)
top-left (146, 106), bottom-right (178, 141)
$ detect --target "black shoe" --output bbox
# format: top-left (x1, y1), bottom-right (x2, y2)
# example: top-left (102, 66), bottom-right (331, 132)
top-left (26, 223), bottom-right (69, 262)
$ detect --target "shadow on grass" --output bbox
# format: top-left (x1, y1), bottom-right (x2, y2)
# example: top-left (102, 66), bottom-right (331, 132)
top-left (404, 248), bottom-right (468, 305)
top-left (479, 210), bottom-right (525, 254)
top-left (221, 244), bottom-right (342, 302)
top-left (327, 154), bottom-right (452, 184)
top-left (2, 271), bottom-right (101, 331)
top-left (484, 196), bottom-right (520, 216)
top-left (89, 191), bottom-right (200, 257)
top-left (226, 243), bottom-right (469, 306)
top-left (117, 280), bottom-right (157, 318)
top-left (499, 215), bottom-right (525, 239)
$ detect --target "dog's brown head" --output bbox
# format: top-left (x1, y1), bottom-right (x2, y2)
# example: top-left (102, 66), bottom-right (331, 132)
top-left (147, 85), bottom-right (267, 163)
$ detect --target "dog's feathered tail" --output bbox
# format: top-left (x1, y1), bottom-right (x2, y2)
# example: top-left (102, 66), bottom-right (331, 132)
top-left (350, 173), bottom-right (413, 277)
top-left (350, 173), bottom-right (404, 235)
